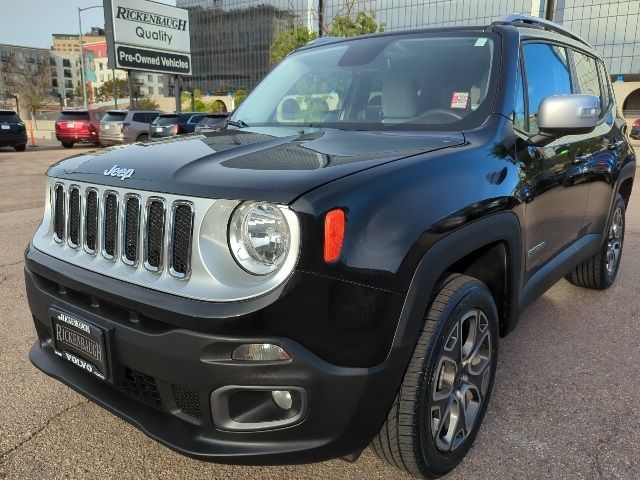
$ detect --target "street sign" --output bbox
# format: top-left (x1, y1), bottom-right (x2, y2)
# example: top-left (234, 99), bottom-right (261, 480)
top-left (104, 0), bottom-right (191, 75)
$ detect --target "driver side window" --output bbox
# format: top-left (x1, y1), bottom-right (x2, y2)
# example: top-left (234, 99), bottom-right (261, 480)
top-left (522, 43), bottom-right (572, 134)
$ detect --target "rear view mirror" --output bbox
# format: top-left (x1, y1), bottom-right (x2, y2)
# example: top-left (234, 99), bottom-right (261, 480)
top-left (531, 94), bottom-right (600, 145)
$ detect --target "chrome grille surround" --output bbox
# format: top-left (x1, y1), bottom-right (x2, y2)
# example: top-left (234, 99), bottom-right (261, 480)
top-left (33, 178), bottom-right (300, 302)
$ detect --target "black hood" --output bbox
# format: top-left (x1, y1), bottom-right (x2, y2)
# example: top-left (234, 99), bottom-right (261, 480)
top-left (48, 128), bottom-right (465, 204)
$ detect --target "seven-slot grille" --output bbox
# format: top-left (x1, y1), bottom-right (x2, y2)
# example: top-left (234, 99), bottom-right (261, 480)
top-left (52, 183), bottom-right (194, 278)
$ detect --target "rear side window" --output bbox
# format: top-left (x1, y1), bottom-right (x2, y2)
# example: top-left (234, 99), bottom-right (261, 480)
top-left (188, 115), bottom-right (205, 124)
top-left (522, 43), bottom-right (571, 133)
top-left (132, 113), bottom-right (149, 122)
top-left (0, 111), bottom-right (20, 122)
top-left (573, 51), bottom-right (601, 99)
top-left (102, 112), bottom-right (127, 122)
top-left (58, 111), bottom-right (90, 121)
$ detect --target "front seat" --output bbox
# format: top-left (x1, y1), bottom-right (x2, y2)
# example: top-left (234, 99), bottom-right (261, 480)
top-left (382, 76), bottom-right (417, 123)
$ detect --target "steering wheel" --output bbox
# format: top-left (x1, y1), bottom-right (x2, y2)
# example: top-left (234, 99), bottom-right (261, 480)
top-left (415, 108), bottom-right (467, 123)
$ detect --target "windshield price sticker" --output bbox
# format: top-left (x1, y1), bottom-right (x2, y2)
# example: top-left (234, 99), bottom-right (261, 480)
top-left (451, 92), bottom-right (470, 109)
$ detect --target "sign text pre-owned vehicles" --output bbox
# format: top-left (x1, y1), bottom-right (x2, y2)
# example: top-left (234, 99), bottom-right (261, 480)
top-left (104, 0), bottom-right (191, 75)
top-left (25, 15), bottom-right (634, 478)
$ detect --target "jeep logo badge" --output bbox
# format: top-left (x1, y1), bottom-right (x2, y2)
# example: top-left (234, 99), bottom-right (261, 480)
top-left (104, 165), bottom-right (135, 180)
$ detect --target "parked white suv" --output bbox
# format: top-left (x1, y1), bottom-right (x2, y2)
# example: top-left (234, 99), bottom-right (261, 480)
top-left (99, 110), bottom-right (160, 145)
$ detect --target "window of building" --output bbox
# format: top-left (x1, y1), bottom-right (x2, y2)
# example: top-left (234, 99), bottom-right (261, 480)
top-left (158, 86), bottom-right (164, 96)
top-left (522, 43), bottom-right (572, 133)
top-left (148, 86), bottom-right (154, 95)
top-left (148, 74), bottom-right (153, 82)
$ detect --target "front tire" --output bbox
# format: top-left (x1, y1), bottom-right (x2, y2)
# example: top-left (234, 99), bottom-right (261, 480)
top-left (14, 144), bottom-right (26, 152)
top-left (61, 141), bottom-right (74, 148)
top-left (565, 194), bottom-right (625, 290)
top-left (372, 274), bottom-right (499, 478)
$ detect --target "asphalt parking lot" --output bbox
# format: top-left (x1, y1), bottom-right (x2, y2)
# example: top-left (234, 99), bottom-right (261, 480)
top-left (1, 140), bottom-right (639, 480)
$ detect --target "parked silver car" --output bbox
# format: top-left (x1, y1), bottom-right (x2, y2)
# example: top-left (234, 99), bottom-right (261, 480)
top-left (99, 110), bottom-right (160, 145)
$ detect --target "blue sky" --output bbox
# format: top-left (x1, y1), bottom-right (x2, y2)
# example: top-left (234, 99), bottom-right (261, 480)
top-left (0, 0), bottom-right (176, 49)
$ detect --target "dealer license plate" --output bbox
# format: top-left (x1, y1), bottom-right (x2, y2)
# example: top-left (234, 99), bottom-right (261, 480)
top-left (52, 310), bottom-right (108, 380)
top-left (155, 127), bottom-right (163, 132)
top-left (66, 122), bottom-right (75, 128)
top-left (1, 125), bottom-right (9, 130)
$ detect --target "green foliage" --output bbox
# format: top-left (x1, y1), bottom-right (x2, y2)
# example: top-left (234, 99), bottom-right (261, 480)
top-left (330, 11), bottom-right (384, 37)
top-left (98, 79), bottom-right (128, 101)
top-left (270, 28), bottom-right (318, 66)
top-left (232, 89), bottom-right (247, 108)
top-left (269, 10), bottom-right (384, 66)
top-left (181, 89), bottom-right (230, 112)
top-left (136, 97), bottom-right (160, 110)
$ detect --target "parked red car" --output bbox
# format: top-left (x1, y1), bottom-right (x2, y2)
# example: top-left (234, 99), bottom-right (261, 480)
top-left (55, 110), bottom-right (102, 148)
top-left (631, 118), bottom-right (640, 140)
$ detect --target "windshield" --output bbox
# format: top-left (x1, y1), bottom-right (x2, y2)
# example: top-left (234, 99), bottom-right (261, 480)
top-left (232, 32), bottom-right (498, 131)
top-left (200, 116), bottom-right (227, 127)
top-left (102, 112), bottom-right (127, 122)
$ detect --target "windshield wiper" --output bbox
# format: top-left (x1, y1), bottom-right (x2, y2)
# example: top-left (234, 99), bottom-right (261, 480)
top-left (227, 119), bottom-right (250, 128)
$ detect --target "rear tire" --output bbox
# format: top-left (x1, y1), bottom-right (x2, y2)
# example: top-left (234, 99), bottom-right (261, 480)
top-left (14, 144), bottom-right (26, 152)
top-left (137, 133), bottom-right (148, 143)
top-left (565, 194), bottom-right (625, 290)
top-left (61, 141), bottom-right (74, 148)
top-left (372, 273), bottom-right (499, 478)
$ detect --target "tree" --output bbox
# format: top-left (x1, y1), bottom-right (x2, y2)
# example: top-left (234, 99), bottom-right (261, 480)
top-left (98, 78), bottom-right (128, 100)
top-left (232, 89), bottom-right (247, 108)
top-left (2, 55), bottom-right (51, 114)
top-left (270, 28), bottom-right (318, 66)
top-left (269, 5), bottom-right (385, 65)
top-left (136, 97), bottom-right (160, 110)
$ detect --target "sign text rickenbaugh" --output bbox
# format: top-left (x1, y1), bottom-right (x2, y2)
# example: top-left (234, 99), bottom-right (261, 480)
top-left (115, 6), bottom-right (188, 31)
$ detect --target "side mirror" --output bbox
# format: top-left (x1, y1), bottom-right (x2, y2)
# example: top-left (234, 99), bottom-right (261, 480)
top-left (531, 94), bottom-right (600, 146)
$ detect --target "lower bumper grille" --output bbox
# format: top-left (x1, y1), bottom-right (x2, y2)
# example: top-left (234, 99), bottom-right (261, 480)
top-left (116, 367), bottom-right (162, 409)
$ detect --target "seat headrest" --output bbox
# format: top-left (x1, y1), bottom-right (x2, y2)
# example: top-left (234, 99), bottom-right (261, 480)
top-left (382, 76), bottom-right (417, 122)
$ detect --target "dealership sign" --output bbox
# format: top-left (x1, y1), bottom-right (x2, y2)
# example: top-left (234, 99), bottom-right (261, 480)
top-left (104, 0), bottom-right (191, 75)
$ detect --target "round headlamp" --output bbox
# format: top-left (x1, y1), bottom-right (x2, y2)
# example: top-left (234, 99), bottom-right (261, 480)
top-left (228, 201), bottom-right (291, 275)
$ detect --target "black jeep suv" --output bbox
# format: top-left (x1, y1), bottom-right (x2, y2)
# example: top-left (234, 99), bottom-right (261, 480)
top-left (25, 15), bottom-right (634, 478)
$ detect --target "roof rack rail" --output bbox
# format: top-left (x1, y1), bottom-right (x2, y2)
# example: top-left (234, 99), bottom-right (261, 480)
top-left (493, 14), bottom-right (592, 48)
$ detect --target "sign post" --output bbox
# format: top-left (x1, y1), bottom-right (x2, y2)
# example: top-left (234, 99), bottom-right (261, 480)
top-left (104, 0), bottom-right (191, 111)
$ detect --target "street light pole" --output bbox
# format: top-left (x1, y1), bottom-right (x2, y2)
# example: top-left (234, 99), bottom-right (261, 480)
top-left (78, 7), bottom-right (88, 109)
top-left (77, 5), bottom-right (103, 110)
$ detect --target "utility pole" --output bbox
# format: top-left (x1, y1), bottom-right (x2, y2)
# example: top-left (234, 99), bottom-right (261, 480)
top-left (128, 71), bottom-right (134, 109)
top-left (318, 0), bottom-right (324, 36)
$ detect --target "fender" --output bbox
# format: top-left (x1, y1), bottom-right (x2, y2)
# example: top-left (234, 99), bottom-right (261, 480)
top-left (388, 211), bottom-right (522, 362)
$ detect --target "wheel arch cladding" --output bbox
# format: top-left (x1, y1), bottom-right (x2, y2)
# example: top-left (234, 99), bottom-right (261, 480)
top-left (389, 212), bottom-right (522, 363)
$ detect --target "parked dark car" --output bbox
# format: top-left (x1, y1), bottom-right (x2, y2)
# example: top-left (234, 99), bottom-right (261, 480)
top-left (55, 109), bottom-right (102, 148)
top-left (25, 15), bottom-right (635, 479)
top-left (194, 113), bottom-right (230, 133)
top-left (150, 112), bottom-right (206, 138)
top-left (630, 118), bottom-right (640, 139)
top-left (0, 109), bottom-right (27, 151)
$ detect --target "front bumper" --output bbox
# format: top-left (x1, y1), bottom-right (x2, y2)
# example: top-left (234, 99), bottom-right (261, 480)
top-left (25, 244), bottom-right (408, 464)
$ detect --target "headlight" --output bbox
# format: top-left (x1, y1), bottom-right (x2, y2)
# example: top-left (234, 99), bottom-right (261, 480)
top-left (228, 201), bottom-right (291, 275)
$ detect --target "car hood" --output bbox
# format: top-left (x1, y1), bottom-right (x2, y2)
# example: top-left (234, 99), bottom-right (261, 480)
top-left (48, 127), bottom-right (465, 204)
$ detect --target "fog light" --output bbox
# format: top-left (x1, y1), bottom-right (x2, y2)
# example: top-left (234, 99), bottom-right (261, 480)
top-left (232, 344), bottom-right (290, 361)
top-left (272, 390), bottom-right (293, 410)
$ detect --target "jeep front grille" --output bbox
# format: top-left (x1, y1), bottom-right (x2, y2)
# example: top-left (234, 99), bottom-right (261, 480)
top-left (36, 178), bottom-right (299, 302)
top-left (49, 182), bottom-right (194, 278)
